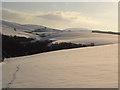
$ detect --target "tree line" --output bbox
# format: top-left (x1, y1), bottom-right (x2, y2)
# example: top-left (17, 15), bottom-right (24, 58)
top-left (2, 34), bottom-right (95, 61)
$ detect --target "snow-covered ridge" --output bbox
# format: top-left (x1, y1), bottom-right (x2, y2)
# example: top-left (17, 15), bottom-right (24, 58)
top-left (2, 20), bottom-right (61, 32)
top-left (2, 24), bottom-right (40, 39)
top-left (2, 20), bottom-right (32, 31)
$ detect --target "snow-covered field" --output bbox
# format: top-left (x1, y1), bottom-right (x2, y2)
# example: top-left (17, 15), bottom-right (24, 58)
top-left (50, 31), bottom-right (118, 45)
top-left (2, 44), bottom-right (118, 88)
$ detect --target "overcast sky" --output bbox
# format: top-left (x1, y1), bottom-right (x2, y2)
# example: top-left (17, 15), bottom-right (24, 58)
top-left (2, 2), bottom-right (118, 31)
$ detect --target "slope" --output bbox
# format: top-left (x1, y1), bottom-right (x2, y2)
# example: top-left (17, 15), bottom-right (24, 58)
top-left (3, 44), bottom-right (118, 88)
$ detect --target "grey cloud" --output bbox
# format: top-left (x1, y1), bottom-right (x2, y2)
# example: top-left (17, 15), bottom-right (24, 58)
top-left (36, 14), bottom-right (71, 22)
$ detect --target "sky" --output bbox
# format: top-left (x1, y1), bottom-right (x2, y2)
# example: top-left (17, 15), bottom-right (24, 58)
top-left (2, 2), bottom-right (118, 31)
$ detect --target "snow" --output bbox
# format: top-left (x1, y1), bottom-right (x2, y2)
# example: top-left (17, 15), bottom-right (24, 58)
top-left (22, 24), bottom-right (45, 30)
top-left (23, 24), bottom-right (60, 32)
top-left (2, 20), bottom-right (61, 32)
top-left (2, 20), bottom-right (61, 40)
top-left (2, 24), bottom-right (41, 40)
top-left (50, 32), bottom-right (118, 45)
top-left (2, 20), bottom-right (32, 31)
top-left (2, 44), bottom-right (118, 88)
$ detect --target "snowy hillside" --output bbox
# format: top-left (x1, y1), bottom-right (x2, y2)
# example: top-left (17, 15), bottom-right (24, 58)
top-left (2, 20), bottom-right (61, 32)
top-left (2, 24), bottom-right (40, 40)
top-left (2, 20), bottom-right (62, 40)
top-left (3, 44), bottom-right (118, 88)
top-left (2, 20), bottom-right (32, 31)
top-left (24, 25), bottom-right (61, 32)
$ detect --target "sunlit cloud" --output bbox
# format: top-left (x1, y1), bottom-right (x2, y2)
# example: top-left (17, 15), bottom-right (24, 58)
top-left (36, 11), bottom-right (97, 24)
top-left (36, 11), bottom-right (80, 22)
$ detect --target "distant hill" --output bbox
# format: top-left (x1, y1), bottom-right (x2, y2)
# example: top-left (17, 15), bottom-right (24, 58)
top-left (92, 30), bottom-right (120, 35)
top-left (2, 22), bottom-right (40, 39)
top-left (2, 20), bottom-right (61, 32)
top-left (2, 20), bottom-right (62, 39)
top-left (2, 20), bottom-right (32, 31)
top-left (24, 25), bottom-right (61, 32)
top-left (64, 28), bottom-right (91, 32)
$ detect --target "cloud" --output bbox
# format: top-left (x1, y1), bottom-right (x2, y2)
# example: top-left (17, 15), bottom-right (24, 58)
top-left (2, 8), bottom-right (97, 23)
top-left (36, 11), bottom-right (97, 24)
top-left (36, 11), bottom-right (81, 22)
top-left (37, 13), bottom-right (69, 22)
top-left (2, 8), bottom-right (33, 23)
top-left (1, 8), bottom-right (98, 30)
